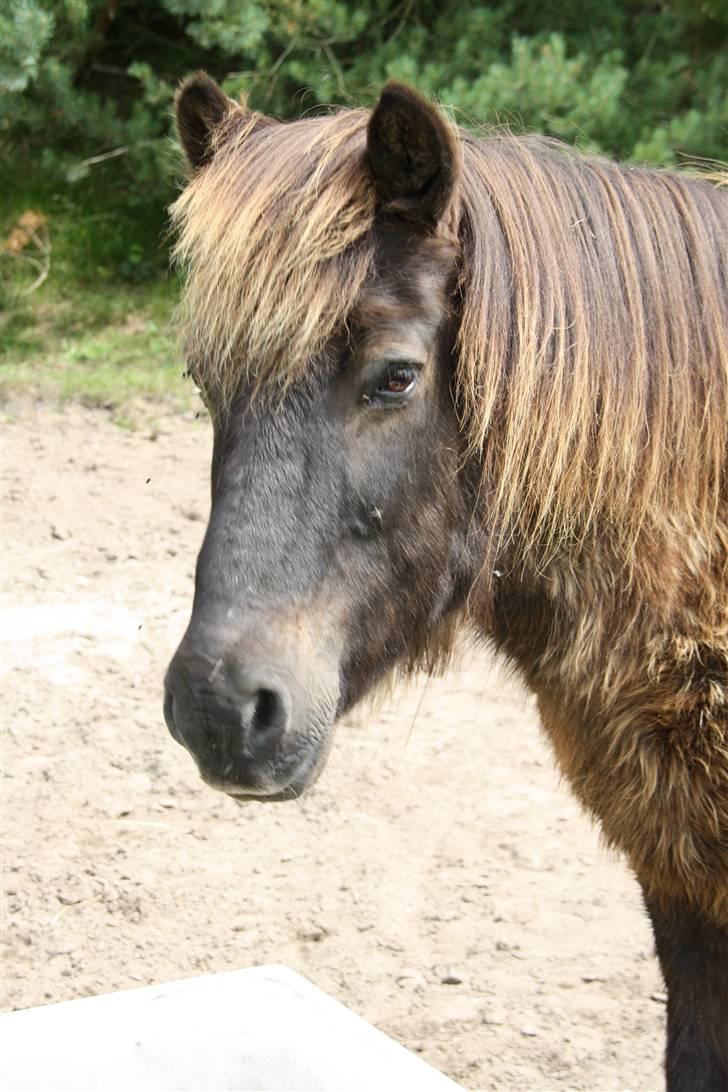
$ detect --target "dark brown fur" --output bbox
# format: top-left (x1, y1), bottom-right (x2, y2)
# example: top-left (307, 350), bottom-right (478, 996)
top-left (489, 534), bottom-right (728, 924)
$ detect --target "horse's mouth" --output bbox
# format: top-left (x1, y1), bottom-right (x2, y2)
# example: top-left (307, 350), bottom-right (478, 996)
top-left (199, 742), bottom-right (331, 804)
top-left (227, 787), bottom-right (305, 804)
top-left (201, 772), bottom-right (310, 803)
top-left (221, 774), bottom-right (313, 803)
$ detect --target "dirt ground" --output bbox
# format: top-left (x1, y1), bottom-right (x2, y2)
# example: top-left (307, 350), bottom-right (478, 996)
top-left (1, 403), bottom-right (666, 1091)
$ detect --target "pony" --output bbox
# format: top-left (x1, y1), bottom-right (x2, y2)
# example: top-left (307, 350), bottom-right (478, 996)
top-left (164, 74), bottom-right (728, 1090)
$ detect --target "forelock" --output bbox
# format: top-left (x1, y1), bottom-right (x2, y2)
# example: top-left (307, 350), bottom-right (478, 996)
top-left (170, 108), bottom-right (377, 404)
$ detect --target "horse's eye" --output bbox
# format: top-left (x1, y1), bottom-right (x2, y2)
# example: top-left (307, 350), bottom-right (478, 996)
top-left (372, 364), bottom-right (419, 403)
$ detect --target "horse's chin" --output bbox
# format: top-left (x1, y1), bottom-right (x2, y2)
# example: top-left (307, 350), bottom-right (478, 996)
top-left (227, 787), bottom-right (306, 804)
top-left (223, 769), bottom-right (321, 802)
top-left (199, 729), bottom-right (334, 804)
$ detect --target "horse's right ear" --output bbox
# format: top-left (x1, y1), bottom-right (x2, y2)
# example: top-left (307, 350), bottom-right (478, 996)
top-left (367, 82), bottom-right (460, 228)
top-left (175, 73), bottom-right (237, 170)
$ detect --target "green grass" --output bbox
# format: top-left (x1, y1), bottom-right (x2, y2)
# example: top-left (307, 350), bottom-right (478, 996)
top-left (0, 181), bottom-right (200, 425)
top-left (0, 264), bottom-right (196, 422)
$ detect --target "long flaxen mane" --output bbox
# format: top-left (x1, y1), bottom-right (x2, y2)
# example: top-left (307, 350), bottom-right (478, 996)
top-left (171, 99), bottom-right (728, 560)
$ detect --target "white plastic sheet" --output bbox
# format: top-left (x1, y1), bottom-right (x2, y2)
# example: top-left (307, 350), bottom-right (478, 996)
top-left (0, 965), bottom-right (464, 1091)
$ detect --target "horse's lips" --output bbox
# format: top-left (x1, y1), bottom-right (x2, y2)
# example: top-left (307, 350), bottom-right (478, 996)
top-left (228, 788), bottom-right (303, 804)
top-left (201, 740), bottom-right (332, 803)
top-left (200, 770), bottom-right (310, 803)
top-left (221, 774), bottom-right (313, 803)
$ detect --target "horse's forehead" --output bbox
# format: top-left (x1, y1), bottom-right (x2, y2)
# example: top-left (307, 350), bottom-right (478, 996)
top-left (355, 230), bottom-right (456, 330)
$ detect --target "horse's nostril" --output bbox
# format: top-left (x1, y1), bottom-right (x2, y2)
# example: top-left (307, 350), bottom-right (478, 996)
top-left (251, 687), bottom-right (286, 735)
top-left (164, 649), bottom-right (294, 780)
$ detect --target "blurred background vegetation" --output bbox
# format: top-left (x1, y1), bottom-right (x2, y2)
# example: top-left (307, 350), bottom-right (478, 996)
top-left (1, 0), bottom-right (726, 415)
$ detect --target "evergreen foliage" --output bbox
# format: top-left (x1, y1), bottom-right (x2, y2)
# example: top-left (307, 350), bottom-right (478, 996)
top-left (1, 0), bottom-right (726, 281)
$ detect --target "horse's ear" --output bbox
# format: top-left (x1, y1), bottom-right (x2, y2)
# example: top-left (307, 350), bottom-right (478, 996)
top-left (175, 72), bottom-right (238, 170)
top-left (367, 82), bottom-right (460, 228)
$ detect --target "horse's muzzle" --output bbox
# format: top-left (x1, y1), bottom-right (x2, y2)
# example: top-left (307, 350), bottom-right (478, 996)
top-left (163, 630), bottom-right (336, 799)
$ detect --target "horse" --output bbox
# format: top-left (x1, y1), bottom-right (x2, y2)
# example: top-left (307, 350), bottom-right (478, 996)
top-left (164, 74), bottom-right (728, 1091)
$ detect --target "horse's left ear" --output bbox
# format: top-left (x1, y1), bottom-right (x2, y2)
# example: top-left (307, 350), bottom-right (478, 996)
top-left (175, 72), bottom-right (241, 170)
top-left (367, 82), bottom-right (460, 228)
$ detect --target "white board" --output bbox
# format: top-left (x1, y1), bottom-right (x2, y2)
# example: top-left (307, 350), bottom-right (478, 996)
top-left (0, 965), bottom-right (464, 1091)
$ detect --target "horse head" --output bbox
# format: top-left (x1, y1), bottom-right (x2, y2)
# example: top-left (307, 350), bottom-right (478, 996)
top-left (164, 77), bottom-right (481, 799)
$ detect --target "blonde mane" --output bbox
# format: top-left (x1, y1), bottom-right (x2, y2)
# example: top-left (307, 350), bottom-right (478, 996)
top-left (171, 104), bottom-right (728, 558)
top-left (171, 108), bottom-right (376, 399)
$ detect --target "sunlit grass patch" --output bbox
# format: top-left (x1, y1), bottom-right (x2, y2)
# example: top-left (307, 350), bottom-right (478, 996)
top-left (0, 275), bottom-right (195, 420)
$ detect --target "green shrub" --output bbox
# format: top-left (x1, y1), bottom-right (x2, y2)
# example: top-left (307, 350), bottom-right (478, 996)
top-left (1, 0), bottom-right (726, 284)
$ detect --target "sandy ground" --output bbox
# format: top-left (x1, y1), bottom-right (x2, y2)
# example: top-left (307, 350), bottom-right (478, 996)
top-left (1, 404), bottom-right (666, 1091)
